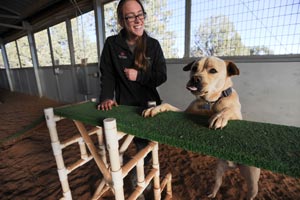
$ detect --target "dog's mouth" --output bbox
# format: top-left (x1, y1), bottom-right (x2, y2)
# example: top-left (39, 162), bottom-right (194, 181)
top-left (186, 86), bottom-right (198, 91)
top-left (186, 81), bottom-right (207, 96)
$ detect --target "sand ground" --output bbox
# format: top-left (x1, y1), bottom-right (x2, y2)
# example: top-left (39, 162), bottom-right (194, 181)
top-left (0, 89), bottom-right (299, 200)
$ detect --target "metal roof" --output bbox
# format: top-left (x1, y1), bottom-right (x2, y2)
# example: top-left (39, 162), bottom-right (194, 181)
top-left (0, 0), bottom-right (93, 44)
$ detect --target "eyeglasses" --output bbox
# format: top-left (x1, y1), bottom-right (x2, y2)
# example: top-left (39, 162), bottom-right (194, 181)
top-left (124, 12), bottom-right (146, 22)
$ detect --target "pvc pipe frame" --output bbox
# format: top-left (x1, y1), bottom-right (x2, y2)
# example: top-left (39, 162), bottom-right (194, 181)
top-left (44, 107), bottom-right (173, 200)
top-left (44, 108), bottom-right (72, 200)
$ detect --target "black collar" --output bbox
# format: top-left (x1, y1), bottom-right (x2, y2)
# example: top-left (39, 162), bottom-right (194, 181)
top-left (201, 87), bottom-right (233, 110)
top-left (220, 87), bottom-right (232, 99)
top-left (213, 87), bottom-right (233, 103)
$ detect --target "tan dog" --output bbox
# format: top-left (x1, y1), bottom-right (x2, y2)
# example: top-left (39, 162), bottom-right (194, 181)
top-left (143, 56), bottom-right (260, 199)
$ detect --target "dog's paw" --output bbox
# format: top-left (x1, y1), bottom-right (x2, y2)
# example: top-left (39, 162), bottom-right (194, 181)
top-left (142, 103), bottom-right (180, 117)
top-left (142, 106), bottom-right (160, 117)
top-left (142, 104), bottom-right (166, 117)
top-left (209, 112), bottom-right (229, 129)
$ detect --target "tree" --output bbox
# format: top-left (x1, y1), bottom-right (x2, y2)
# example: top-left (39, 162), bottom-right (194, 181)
top-left (191, 15), bottom-right (249, 57)
top-left (34, 11), bottom-right (98, 67)
top-left (71, 11), bottom-right (98, 64)
top-left (191, 15), bottom-right (273, 57)
top-left (34, 30), bottom-right (52, 66)
top-left (5, 41), bottom-right (20, 68)
top-left (49, 22), bottom-right (71, 65)
top-left (250, 46), bottom-right (273, 55)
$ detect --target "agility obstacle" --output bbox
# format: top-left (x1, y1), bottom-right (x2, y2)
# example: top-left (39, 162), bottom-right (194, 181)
top-left (44, 103), bottom-right (172, 200)
top-left (45, 101), bottom-right (300, 199)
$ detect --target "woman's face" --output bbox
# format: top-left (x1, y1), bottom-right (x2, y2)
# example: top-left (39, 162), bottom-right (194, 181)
top-left (121, 0), bottom-right (145, 41)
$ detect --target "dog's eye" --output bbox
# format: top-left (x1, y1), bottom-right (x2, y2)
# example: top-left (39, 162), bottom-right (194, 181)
top-left (209, 68), bottom-right (217, 74)
top-left (192, 66), bottom-right (197, 72)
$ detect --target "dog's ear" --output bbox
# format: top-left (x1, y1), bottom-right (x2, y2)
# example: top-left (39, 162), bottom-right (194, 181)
top-left (183, 60), bottom-right (196, 71)
top-left (225, 60), bottom-right (240, 76)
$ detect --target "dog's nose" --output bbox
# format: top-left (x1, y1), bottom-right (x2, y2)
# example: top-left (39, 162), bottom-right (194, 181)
top-left (193, 76), bottom-right (201, 83)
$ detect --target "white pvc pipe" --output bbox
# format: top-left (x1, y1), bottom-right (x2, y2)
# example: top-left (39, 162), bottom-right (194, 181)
top-left (78, 138), bottom-right (88, 159)
top-left (136, 159), bottom-right (145, 188)
top-left (103, 118), bottom-right (124, 200)
top-left (44, 108), bottom-right (59, 142)
top-left (44, 108), bottom-right (72, 200)
top-left (152, 142), bottom-right (161, 200)
top-left (96, 127), bottom-right (107, 166)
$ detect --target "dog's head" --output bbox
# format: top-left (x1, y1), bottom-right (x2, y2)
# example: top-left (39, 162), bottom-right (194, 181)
top-left (183, 56), bottom-right (239, 102)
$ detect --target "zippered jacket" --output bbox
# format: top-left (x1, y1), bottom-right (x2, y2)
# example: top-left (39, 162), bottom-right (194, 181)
top-left (99, 29), bottom-right (167, 107)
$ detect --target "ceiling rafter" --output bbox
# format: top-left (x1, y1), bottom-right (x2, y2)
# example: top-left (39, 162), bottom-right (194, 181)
top-left (0, 14), bottom-right (20, 19)
top-left (0, 22), bottom-right (24, 30)
top-left (0, 5), bottom-right (21, 16)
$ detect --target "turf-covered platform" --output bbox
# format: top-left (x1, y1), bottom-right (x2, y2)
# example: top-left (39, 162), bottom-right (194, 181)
top-left (54, 101), bottom-right (300, 178)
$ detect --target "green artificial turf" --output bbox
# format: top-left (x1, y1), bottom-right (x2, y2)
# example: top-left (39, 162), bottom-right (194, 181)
top-left (53, 101), bottom-right (300, 178)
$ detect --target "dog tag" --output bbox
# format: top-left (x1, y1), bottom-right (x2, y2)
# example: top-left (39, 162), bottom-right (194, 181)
top-left (202, 103), bottom-right (211, 110)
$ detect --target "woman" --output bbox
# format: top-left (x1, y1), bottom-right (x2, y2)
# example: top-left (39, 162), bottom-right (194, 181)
top-left (97, 0), bottom-right (167, 171)
top-left (97, 0), bottom-right (167, 111)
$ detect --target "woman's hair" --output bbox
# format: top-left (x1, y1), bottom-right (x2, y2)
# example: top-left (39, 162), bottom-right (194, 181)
top-left (117, 0), bottom-right (149, 71)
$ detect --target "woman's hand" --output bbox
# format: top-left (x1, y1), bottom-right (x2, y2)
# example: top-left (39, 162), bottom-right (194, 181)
top-left (97, 99), bottom-right (118, 110)
top-left (124, 68), bottom-right (138, 81)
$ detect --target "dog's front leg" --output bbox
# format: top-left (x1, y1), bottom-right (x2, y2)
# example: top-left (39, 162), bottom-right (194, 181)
top-left (142, 103), bottom-right (180, 117)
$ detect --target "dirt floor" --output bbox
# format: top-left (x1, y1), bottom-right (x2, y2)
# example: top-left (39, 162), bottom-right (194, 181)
top-left (0, 89), bottom-right (300, 200)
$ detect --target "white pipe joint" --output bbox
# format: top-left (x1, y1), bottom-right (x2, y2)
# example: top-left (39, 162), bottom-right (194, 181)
top-left (63, 190), bottom-right (72, 200)
top-left (51, 141), bottom-right (62, 156)
top-left (103, 118), bottom-right (119, 150)
top-left (44, 108), bottom-right (55, 126)
top-left (78, 138), bottom-right (88, 159)
top-left (57, 168), bottom-right (68, 182)
top-left (103, 118), bottom-right (121, 171)
top-left (111, 169), bottom-right (123, 188)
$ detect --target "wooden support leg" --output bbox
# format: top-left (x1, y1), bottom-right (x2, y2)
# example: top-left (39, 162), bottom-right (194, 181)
top-left (119, 134), bottom-right (135, 165)
top-left (92, 179), bottom-right (110, 200)
top-left (74, 121), bottom-right (112, 183)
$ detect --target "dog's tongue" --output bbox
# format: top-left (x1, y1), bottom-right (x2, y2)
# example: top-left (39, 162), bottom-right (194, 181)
top-left (187, 86), bottom-right (198, 91)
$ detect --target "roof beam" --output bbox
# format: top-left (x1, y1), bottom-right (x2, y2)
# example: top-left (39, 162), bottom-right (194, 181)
top-left (0, 14), bottom-right (20, 19)
top-left (0, 22), bottom-right (24, 30)
top-left (0, 21), bottom-right (31, 31)
top-left (0, 5), bottom-right (21, 16)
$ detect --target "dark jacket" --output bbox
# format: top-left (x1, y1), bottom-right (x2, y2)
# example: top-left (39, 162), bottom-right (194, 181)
top-left (99, 29), bottom-right (167, 107)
